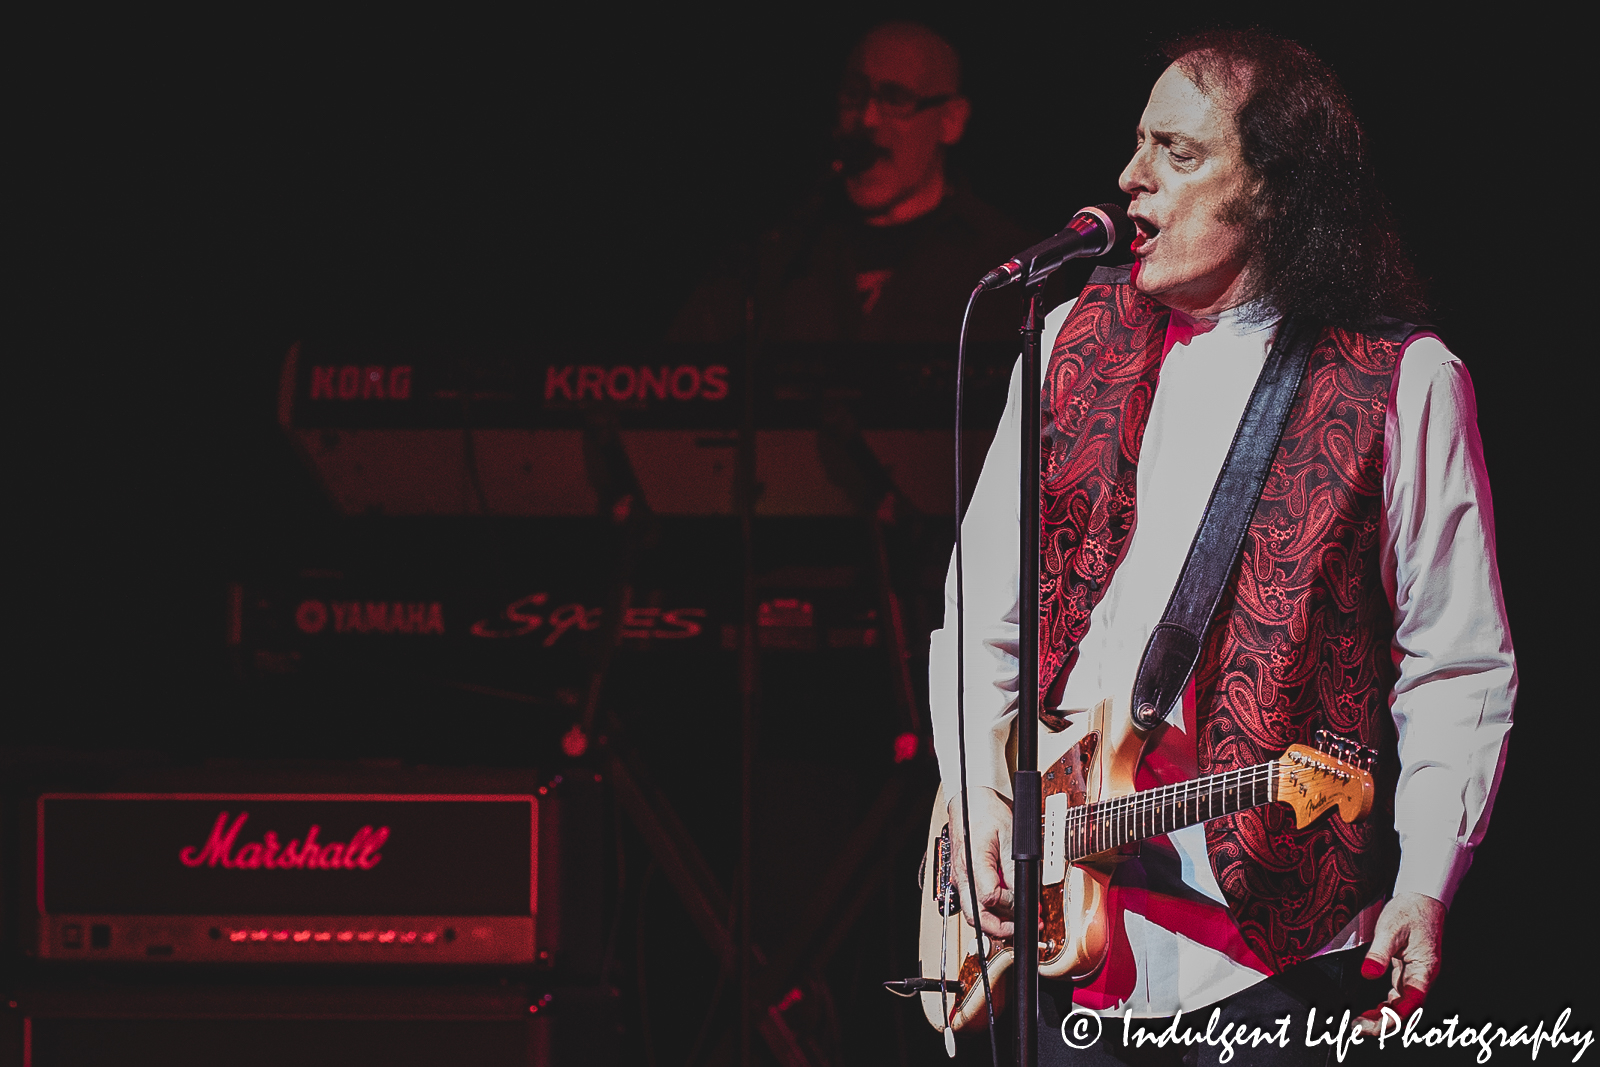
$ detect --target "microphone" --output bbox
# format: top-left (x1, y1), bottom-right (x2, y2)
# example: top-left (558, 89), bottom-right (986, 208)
top-left (977, 204), bottom-right (1130, 291)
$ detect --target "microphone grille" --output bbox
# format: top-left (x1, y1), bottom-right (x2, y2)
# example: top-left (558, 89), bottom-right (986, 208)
top-left (1091, 203), bottom-right (1132, 250)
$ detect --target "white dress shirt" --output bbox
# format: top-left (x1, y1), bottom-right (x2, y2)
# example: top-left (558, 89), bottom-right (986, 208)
top-left (928, 298), bottom-right (1516, 1014)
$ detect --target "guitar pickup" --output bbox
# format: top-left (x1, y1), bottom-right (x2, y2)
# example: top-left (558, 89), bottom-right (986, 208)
top-left (1042, 793), bottom-right (1068, 885)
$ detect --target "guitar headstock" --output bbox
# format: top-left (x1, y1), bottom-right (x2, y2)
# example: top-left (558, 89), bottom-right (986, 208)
top-left (1274, 732), bottom-right (1376, 828)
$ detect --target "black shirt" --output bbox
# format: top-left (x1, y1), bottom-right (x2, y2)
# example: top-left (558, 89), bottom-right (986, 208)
top-left (669, 184), bottom-right (1036, 345)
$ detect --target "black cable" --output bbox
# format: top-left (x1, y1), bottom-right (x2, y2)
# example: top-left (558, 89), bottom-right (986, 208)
top-left (634, 861), bottom-right (660, 1067)
top-left (597, 800), bottom-right (628, 986)
top-left (460, 418), bottom-right (492, 517)
top-left (955, 284), bottom-right (1001, 1067)
top-left (682, 960), bottom-right (728, 1067)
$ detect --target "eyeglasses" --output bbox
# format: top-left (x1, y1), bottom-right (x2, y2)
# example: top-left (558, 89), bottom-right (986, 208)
top-left (837, 77), bottom-right (954, 119)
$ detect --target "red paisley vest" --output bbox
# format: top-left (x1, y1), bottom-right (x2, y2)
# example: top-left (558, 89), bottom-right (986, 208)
top-left (1040, 266), bottom-right (1406, 970)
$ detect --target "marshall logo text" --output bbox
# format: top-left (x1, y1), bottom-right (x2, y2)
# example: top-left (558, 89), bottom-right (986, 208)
top-left (179, 811), bottom-right (389, 871)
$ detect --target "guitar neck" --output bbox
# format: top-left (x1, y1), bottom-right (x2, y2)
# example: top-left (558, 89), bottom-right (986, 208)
top-left (1061, 762), bottom-right (1276, 862)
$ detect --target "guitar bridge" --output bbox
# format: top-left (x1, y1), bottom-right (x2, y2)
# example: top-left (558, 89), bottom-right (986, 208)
top-left (933, 826), bottom-right (960, 917)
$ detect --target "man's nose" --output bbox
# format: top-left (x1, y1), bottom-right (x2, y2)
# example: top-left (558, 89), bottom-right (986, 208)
top-left (1118, 148), bottom-right (1150, 195)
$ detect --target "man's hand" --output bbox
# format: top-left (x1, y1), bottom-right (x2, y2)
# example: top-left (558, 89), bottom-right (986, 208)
top-left (945, 786), bottom-right (1015, 940)
top-left (1353, 892), bottom-right (1447, 1035)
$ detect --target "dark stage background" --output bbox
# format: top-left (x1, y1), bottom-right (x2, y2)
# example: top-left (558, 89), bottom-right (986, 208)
top-left (13, 6), bottom-right (1586, 1066)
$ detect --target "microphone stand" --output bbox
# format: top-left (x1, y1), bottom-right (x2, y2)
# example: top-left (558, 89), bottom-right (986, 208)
top-left (1013, 273), bottom-right (1046, 1067)
top-left (969, 209), bottom-right (1121, 1066)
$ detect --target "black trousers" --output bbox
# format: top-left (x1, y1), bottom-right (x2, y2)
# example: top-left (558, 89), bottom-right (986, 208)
top-left (1034, 948), bottom-right (1389, 1067)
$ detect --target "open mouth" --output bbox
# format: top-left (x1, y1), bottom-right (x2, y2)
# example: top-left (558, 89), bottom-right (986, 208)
top-left (1130, 216), bottom-right (1160, 253)
top-left (833, 135), bottom-right (891, 178)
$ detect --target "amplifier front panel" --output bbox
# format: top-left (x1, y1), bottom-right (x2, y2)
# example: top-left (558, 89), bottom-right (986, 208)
top-left (39, 914), bottom-right (534, 963)
top-left (38, 794), bottom-right (538, 965)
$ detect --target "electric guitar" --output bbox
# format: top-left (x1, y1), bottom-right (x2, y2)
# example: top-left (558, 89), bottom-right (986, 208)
top-left (893, 698), bottom-right (1375, 1037)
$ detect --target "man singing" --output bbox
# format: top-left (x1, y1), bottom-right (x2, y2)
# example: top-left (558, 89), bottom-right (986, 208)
top-left (929, 29), bottom-right (1515, 1063)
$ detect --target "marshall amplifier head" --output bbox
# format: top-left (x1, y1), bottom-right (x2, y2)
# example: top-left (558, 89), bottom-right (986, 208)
top-left (36, 793), bottom-right (537, 964)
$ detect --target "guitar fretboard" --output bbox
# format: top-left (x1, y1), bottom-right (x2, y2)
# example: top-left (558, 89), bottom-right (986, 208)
top-left (1061, 763), bottom-right (1275, 862)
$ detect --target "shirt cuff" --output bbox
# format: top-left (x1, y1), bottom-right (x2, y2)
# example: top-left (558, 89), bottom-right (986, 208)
top-left (940, 720), bottom-right (1016, 809)
top-left (1392, 836), bottom-right (1472, 908)
top-left (983, 737), bottom-right (1013, 802)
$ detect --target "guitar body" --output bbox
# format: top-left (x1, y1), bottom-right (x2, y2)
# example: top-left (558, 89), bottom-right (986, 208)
top-left (916, 783), bottom-right (1009, 1031)
top-left (915, 698), bottom-right (1143, 1032)
top-left (908, 700), bottom-right (1374, 1037)
top-left (1039, 696), bottom-right (1142, 980)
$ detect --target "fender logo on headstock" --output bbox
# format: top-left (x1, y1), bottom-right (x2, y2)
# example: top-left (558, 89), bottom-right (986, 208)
top-left (1276, 742), bottom-right (1375, 828)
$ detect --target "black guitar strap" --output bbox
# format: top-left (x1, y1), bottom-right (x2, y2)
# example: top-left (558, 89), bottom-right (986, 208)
top-left (1127, 313), bottom-right (1426, 731)
top-left (1128, 313), bottom-right (1314, 731)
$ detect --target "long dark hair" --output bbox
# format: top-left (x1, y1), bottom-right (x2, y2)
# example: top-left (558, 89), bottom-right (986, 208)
top-left (1164, 29), bottom-right (1428, 326)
